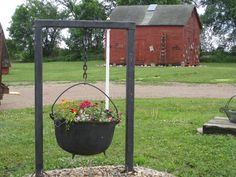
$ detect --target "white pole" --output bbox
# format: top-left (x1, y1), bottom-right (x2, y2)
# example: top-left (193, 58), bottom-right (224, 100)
top-left (105, 28), bottom-right (110, 110)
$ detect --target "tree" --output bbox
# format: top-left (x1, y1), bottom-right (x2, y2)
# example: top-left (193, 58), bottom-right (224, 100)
top-left (54, 0), bottom-right (79, 19)
top-left (8, 4), bottom-right (33, 60)
top-left (230, 45), bottom-right (236, 56)
top-left (8, 0), bottom-right (66, 61)
top-left (102, 0), bottom-right (117, 15)
top-left (200, 0), bottom-right (236, 49)
top-left (27, 0), bottom-right (67, 56)
top-left (57, 0), bottom-right (106, 60)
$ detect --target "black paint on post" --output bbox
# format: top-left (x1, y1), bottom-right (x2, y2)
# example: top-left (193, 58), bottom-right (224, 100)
top-left (125, 29), bottom-right (135, 171)
top-left (34, 20), bottom-right (135, 176)
top-left (34, 27), bottom-right (43, 176)
top-left (34, 20), bottom-right (135, 30)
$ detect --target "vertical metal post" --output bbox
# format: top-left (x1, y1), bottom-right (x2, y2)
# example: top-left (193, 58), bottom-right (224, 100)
top-left (105, 29), bottom-right (110, 110)
top-left (34, 27), bottom-right (43, 176)
top-left (125, 28), bottom-right (135, 171)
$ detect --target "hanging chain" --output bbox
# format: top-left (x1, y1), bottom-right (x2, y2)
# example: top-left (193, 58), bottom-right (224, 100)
top-left (83, 29), bottom-right (88, 82)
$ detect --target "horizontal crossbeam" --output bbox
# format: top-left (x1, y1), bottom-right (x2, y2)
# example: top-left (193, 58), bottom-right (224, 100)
top-left (34, 19), bottom-right (136, 30)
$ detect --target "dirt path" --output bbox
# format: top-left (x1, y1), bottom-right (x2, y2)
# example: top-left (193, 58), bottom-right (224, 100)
top-left (1, 82), bottom-right (236, 110)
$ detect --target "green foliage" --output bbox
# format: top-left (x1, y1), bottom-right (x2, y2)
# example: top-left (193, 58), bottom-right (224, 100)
top-left (77, 0), bottom-right (106, 20)
top-left (43, 48), bottom-right (104, 62)
top-left (200, 0), bottom-right (236, 49)
top-left (8, 0), bottom-right (66, 62)
top-left (0, 98), bottom-right (235, 176)
top-left (8, 4), bottom-right (33, 61)
top-left (61, 0), bottom-right (106, 58)
top-left (230, 45), bottom-right (236, 56)
top-left (5, 39), bottom-right (21, 61)
top-left (200, 54), bottom-right (236, 63)
top-left (200, 49), bottom-right (236, 63)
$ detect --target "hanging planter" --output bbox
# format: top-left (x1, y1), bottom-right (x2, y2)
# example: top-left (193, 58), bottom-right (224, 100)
top-left (220, 95), bottom-right (236, 123)
top-left (50, 83), bottom-right (121, 157)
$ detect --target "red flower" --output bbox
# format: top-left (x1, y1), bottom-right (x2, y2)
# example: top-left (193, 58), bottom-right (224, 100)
top-left (108, 109), bottom-right (113, 113)
top-left (80, 100), bottom-right (91, 109)
top-left (69, 107), bottom-right (78, 114)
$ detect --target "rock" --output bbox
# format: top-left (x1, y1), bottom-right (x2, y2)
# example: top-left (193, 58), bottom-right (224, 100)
top-left (24, 165), bottom-right (175, 177)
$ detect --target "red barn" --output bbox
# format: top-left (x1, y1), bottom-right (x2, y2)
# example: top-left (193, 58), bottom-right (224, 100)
top-left (108, 4), bottom-right (202, 66)
top-left (0, 23), bottom-right (10, 102)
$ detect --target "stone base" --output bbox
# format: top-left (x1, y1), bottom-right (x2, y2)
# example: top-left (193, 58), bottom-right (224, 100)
top-left (25, 166), bottom-right (175, 177)
top-left (202, 117), bottom-right (236, 136)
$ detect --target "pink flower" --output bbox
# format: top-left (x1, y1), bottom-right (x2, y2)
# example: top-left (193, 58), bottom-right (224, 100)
top-left (80, 100), bottom-right (91, 109)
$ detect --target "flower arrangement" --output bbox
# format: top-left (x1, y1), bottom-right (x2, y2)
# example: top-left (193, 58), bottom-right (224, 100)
top-left (54, 99), bottom-right (121, 126)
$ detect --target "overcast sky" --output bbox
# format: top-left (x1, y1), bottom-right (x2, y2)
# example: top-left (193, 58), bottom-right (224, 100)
top-left (0, 0), bottom-right (25, 38)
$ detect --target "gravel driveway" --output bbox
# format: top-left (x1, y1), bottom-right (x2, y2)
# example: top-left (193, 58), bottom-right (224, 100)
top-left (1, 82), bottom-right (236, 110)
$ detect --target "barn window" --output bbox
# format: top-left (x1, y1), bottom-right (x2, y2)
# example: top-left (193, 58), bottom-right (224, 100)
top-left (148, 4), bottom-right (157, 11)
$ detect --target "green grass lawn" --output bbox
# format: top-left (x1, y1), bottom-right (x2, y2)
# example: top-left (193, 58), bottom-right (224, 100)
top-left (0, 98), bottom-right (235, 177)
top-left (3, 61), bottom-right (236, 84)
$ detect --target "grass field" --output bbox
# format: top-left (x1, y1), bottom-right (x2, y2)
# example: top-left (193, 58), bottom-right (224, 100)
top-left (0, 98), bottom-right (235, 177)
top-left (2, 61), bottom-right (236, 84)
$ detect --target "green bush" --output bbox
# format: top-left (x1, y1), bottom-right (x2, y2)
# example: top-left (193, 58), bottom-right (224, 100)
top-left (200, 52), bottom-right (236, 63)
top-left (44, 48), bottom-right (104, 62)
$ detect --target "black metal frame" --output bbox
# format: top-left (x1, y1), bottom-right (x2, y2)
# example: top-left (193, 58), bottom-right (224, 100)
top-left (34, 20), bottom-right (135, 176)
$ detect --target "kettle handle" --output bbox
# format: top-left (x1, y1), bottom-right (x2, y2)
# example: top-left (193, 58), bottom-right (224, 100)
top-left (220, 95), bottom-right (236, 112)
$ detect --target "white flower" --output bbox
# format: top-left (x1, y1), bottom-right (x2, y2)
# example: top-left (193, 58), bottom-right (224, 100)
top-left (76, 116), bottom-right (81, 122)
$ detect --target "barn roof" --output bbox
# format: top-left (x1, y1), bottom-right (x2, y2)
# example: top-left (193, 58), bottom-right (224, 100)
top-left (110, 4), bottom-right (200, 26)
